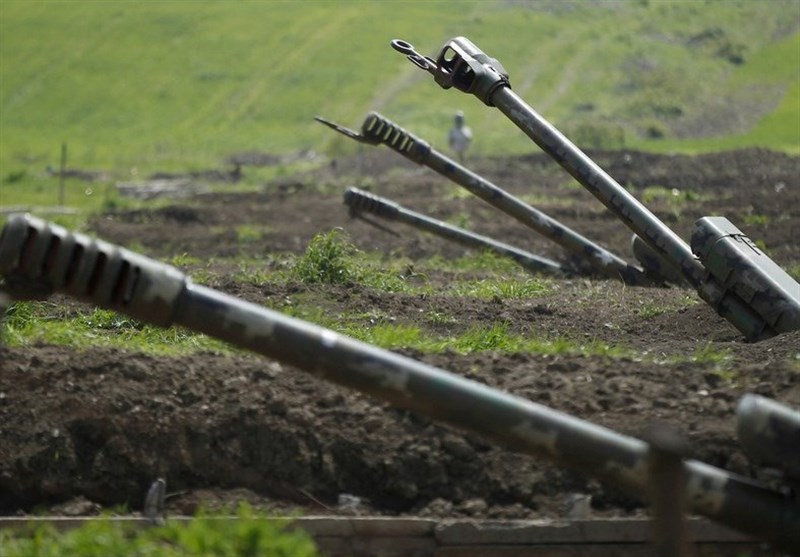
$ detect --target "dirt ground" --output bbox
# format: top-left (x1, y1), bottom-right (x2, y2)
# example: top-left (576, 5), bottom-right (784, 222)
top-left (1, 147), bottom-right (798, 521)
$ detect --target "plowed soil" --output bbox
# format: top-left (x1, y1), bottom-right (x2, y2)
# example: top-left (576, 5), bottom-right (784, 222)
top-left (1, 148), bottom-right (798, 521)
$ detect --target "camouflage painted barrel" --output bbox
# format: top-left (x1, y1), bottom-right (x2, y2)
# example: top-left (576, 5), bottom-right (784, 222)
top-left (343, 187), bottom-right (567, 275)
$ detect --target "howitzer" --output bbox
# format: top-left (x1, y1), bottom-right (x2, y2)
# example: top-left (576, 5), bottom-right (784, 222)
top-left (343, 187), bottom-right (568, 276)
top-left (316, 112), bottom-right (663, 287)
top-left (391, 37), bottom-right (800, 341)
top-left (1, 213), bottom-right (799, 552)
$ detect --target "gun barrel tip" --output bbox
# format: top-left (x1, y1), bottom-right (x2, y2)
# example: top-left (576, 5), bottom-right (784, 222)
top-left (314, 116), bottom-right (338, 130)
top-left (390, 39), bottom-right (415, 55)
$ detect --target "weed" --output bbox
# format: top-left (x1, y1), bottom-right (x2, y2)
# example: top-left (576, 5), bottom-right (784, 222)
top-left (451, 321), bottom-right (518, 353)
top-left (168, 253), bottom-right (202, 268)
top-left (421, 252), bottom-right (522, 275)
top-left (667, 342), bottom-right (734, 376)
top-left (637, 302), bottom-right (669, 319)
top-left (358, 268), bottom-right (419, 294)
top-left (690, 342), bottom-right (733, 366)
top-left (449, 277), bottom-right (552, 299)
top-left (0, 301), bottom-right (35, 344)
top-left (426, 310), bottom-right (458, 326)
top-left (349, 322), bottom-right (429, 351)
top-left (742, 213), bottom-right (771, 226)
top-left (292, 229), bottom-right (357, 284)
top-left (447, 211), bottom-right (473, 230)
top-left (236, 224), bottom-right (268, 243)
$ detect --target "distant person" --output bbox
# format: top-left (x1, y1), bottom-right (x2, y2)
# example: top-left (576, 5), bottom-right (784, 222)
top-left (448, 110), bottom-right (472, 163)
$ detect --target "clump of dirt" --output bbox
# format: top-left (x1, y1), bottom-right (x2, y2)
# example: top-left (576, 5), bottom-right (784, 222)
top-left (1, 148), bottom-right (798, 520)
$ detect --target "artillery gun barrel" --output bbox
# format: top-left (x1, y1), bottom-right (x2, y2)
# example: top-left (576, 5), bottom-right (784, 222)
top-left (391, 36), bottom-right (800, 341)
top-left (343, 187), bottom-right (567, 275)
top-left (488, 90), bottom-right (797, 340)
top-left (316, 113), bottom-right (656, 286)
top-left (1, 213), bottom-right (798, 552)
top-left (737, 394), bottom-right (800, 485)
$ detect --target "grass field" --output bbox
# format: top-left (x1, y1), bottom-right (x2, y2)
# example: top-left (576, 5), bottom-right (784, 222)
top-left (1, 0), bottom-right (798, 191)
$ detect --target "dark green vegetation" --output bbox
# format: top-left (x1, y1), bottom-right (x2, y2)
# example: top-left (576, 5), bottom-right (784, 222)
top-left (0, 505), bottom-right (319, 557)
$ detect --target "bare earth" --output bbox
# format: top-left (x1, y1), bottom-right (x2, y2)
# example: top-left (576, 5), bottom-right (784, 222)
top-left (1, 148), bottom-right (798, 521)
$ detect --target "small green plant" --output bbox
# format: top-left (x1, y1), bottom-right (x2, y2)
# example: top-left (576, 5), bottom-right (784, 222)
top-left (742, 213), bottom-right (771, 226)
top-left (451, 321), bottom-right (517, 353)
top-left (351, 322), bottom-right (429, 350)
top-left (637, 302), bottom-right (669, 319)
top-left (236, 224), bottom-right (267, 244)
top-left (0, 301), bottom-right (35, 345)
top-left (447, 211), bottom-right (472, 230)
top-left (425, 251), bottom-right (520, 274)
top-left (666, 342), bottom-right (734, 376)
top-left (426, 310), bottom-right (458, 326)
top-left (168, 253), bottom-right (203, 268)
top-left (642, 185), bottom-right (703, 204)
top-left (690, 342), bottom-right (733, 366)
top-left (292, 229), bottom-right (357, 284)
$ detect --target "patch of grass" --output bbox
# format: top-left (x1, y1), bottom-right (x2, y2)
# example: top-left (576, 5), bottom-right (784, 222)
top-left (357, 266), bottom-right (425, 294)
top-left (426, 310), bottom-right (458, 326)
top-left (451, 212), bottom-right (474, 230)
top-left (167, 252), bottom-right (203, 268)
top-left (641, 185), bottom-right (702, 204)
top-left (742, 213), bottom-right (771, 226)
top-left (636, 302), bottom-right (670, 319)
top-left (640, 185), bottom-right (706, 219)
top-left (2, 301), bottom-right (229, 355)
top-left (444, 186), bottom-right (475, 201)
top-left (636, 295), bottom-right (698, 319)
top-left (666, 342), bottom-right (734, 377)
top-left (0, 504), bottom-right (320, 557)
top-left (236, 224), bottom-right (269, 244)
top-left (689, 342), bottom-right (733, 366)
top-left (420, 252), bottom-right (523, 275)
top-left (348, 322), bottom-right (433, 351)
top-left (450, 321), bottom-right (520, 353)
top-left (449, 277), bottom-right (553, 300)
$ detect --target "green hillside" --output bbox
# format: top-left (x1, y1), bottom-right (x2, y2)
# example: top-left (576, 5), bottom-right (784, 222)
top-left (1, 0), bottom-right (798, 190)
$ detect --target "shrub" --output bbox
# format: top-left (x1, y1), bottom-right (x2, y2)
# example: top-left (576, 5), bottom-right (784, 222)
top-left (292, 228), bottom-right (358, 284)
